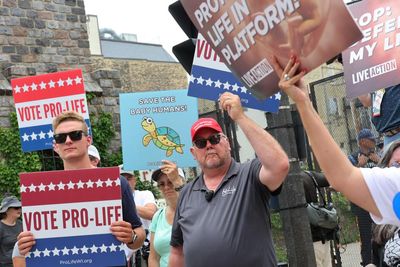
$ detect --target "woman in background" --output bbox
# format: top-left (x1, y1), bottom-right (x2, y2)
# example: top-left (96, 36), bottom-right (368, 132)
top-left (0, 196), bottom-right (23, 267)
top-left (148, 160), bottom-right (185, 267)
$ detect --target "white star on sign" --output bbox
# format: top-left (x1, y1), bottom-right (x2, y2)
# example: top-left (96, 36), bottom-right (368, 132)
top-left (100, 244), bottom-right (108, 253)
top-left (71, 246), bottom-right (79, 255)
top-left (189, 75), bottom-right (196, 83)
top-left (105, 178), bottom-right (113, 187)
top-left (22, 133), bottom-right (29, 142)
top-left (47, 129), bottom-right (54, 138)
top-left (67, 181), bottom-right (75, 190)
top-left (29, 183), bottom-right (37, 192)
top-left (52, 247), bottom-right (60, 256)
top-left (57, 181), bottom-right (65, 190)
top-left (240, 86), bottom-right (248, 93)
top-left (62, 247), bottom-right (70, 255)
top-left (38, 183), bottom-right (46, 191)
top-left (114, 178), bottom-right (120, 186)
top-left (223, 81), bottom-right (231, 90)
top-left (42, 248), bottom-right (51, 257)
top-left (86, 179), bottom-right (94, 188)
top-left (214, 80), bottom-right (222, 88)
top-left (48, 80), bottom-right (55, 88)
top-left (95, 179), bottom-right (104, 188)
top-left (205, 78), bottom-right (213, 86)
top-left (20, 184), bottom-right (27, 193)
top-left (25, 252), bottom-right (31, 258)
top-left (14, 85), bottom-right (21, 93)
top-left (31, 82), bottom-right (38, 91)
top-left (76, 180), bottom-right (85, 189)
top-left (275, 92), bottom-right (282, 100)
top-left (39, 81), bottom-right (46, 90)
top-left (109, 243), bottom-right (117, 252)
top-left (33, 249), bottom-right (41, 257)
top-left (57, 78), bottom-right (64, 87)
top-left (81, 245), bottom-right (89, 254)
top-left (66, 77), bottom-right (73, 86)
top-left (48, 182), bottom-right (56, 191)
top-left (74, 76), bottom-right (82, 84)
top-left (231, 83), bottom-right (239, 92)
top-left (90, 245), bottom-right (98, 253)
top-left (39, 131), bottom-right (46, 139)
top-left (22, 84), bottom-right (29, 92)
top-left (196, 76), bottom-right (204, 85)
top-left (30, 132), bottom-right (38, 141)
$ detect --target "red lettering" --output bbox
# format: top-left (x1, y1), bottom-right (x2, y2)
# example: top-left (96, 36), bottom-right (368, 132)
top-left (43, 102), bottom-right (63, 119)
top-left (196, 39), bottom-right (206, 58)
top-left (23, 212), bottom-right (32, 231)
top-left (62, 210), bottom-right (70, 229)
top-left (50, 210), bottom-right (58, 230)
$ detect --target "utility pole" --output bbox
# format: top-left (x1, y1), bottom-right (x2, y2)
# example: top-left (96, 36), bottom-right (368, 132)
top-left (266, 93), bottom-right (317, 267)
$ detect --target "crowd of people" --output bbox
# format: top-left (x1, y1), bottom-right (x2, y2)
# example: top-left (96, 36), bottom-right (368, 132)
top-left (0, 56), bottom-right (399, 267)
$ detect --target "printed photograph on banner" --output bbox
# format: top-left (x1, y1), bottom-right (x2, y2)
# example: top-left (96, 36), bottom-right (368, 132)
top-left (19, 167), bottom-right (126, 267)
top-left (342, 0), bottom-right (400, 98)
top-left (180, 0), bottom-right (363, 99)
top-left (11, 69), bottom-right (91, 152)
top-left (189, 34), bottom-right (281, 113)
top-left (120, 89), bottom-right (198, 170)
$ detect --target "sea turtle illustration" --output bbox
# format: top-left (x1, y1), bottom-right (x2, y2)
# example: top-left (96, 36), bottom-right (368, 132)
top-left (141, 117), bottom-right (184, 157)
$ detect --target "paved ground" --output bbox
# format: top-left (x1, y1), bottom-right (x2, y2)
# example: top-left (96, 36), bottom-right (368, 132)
top-left (338, 242), bottom-right (362, 267)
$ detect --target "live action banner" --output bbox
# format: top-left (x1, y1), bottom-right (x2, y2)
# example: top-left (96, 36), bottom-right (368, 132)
top-left (20, 167), bottom-right (126, 267)
top-left (181, 0), bottom-right (363, 99)
top-left (342, 0), bottom-right (400, 98)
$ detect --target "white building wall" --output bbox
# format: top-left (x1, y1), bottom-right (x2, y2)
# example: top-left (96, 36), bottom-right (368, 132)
top-left (86, 15), bottom-right (102, 56)
top-left (236, 109), bottom-right (268, 162)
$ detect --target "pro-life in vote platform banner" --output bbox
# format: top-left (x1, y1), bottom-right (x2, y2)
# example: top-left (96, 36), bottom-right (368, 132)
top-left (189, 34), bottom-right (281, 113)
top-left (342, 0), bottom-right (400, 98)
top-left (120, 89), bottom-right (198, 170)
top-left (11, 69), bottom-right (90, 152)
top-left (20, 167), bottom-right (125, 267)
top-left (180, 0), bottom-right (363, 99)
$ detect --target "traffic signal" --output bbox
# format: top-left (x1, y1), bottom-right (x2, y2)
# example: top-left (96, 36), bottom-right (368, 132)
top-left (168, 1), bottom-right (198, 74)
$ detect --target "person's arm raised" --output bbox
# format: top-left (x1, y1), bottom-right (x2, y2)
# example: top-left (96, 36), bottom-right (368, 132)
top-left (219, 92), bottom-right (289, 192)
top-left (270, 56), bottom-right (380, 217)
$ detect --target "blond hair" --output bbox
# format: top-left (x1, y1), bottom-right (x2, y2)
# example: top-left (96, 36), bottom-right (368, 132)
top-left (52, 111), bottom-right (88, 134)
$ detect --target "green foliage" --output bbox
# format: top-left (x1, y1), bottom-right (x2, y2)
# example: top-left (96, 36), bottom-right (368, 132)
top-left (0, 113), bottom-right (42, 197)
top-left (331, 192), bottom-right (359, 244)
top-left (90, 112), bottom-right (121, 167)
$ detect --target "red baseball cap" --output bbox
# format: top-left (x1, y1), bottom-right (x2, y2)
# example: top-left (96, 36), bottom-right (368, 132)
top-left (190, 118), bottom-right (223, 141)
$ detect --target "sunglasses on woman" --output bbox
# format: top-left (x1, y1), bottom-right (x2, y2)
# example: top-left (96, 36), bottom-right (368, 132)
top-left (193, 133), bottom-right (223, 149)
top-left (54, 130), bottom-right (86, 144)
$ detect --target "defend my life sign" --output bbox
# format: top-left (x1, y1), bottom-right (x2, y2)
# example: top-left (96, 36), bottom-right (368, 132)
top-left (20, 167), bottom-right (126, 267)
top-left (11, 69), bottom-right (90, 152)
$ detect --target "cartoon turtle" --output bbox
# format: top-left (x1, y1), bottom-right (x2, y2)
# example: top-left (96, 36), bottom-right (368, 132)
top-left (141, 117), bottom-right (184, 157)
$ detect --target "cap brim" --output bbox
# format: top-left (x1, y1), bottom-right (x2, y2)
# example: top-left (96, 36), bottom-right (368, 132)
top-left (151, 169), bottom-right (163, 182)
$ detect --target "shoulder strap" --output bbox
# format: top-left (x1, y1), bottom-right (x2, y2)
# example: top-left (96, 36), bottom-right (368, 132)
top-left (304, 171), bottom-right (327, 206)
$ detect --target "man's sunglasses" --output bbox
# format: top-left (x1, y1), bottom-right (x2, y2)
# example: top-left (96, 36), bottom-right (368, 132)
top-left (193, 133), bottom-right (223, 149)
top-left (54, 130), bottom-right (86, 144)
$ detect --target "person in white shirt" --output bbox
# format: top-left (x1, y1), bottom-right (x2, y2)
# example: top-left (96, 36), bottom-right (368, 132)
top-left (271, 56), bottom-right (400, 227)
top-left (120, 165), bottom-right (157, 266)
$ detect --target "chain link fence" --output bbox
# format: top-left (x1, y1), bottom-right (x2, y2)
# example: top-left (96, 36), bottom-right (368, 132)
top-left (309, 73), bottom-right (377, 267)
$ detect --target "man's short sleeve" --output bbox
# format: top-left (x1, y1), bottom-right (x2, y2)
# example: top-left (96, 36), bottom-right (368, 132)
top-left (170, 189), bottom-right (185, 247)
top-left (120, 175), bottom-right (142, 228)
top-left (142, 190), bottom-right (156, 206)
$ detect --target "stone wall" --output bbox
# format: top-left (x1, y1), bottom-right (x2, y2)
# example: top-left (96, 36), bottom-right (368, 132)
top-left (0, 0), bottom-right (188, 153)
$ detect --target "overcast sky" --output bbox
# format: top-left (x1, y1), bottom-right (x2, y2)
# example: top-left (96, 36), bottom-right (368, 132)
top-left (84, 0), bottom-right (187, 59)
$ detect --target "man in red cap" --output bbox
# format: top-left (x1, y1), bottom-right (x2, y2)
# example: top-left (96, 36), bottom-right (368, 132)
top-left (169, 92), bottom-right (289, 267)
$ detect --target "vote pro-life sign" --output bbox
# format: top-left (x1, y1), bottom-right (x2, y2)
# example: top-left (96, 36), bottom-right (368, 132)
top-left (11, 69), bottom-right (90, 152)
top-left (189, 34), bottom-right (281, 113)
top-left (342, 0), bottom-right (400, 98)
top-left (20, 167), bottom-right (126, 267)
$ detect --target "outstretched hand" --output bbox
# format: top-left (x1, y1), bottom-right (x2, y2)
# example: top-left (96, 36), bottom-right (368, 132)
top-left (271, 55), bottom-right (308, 103)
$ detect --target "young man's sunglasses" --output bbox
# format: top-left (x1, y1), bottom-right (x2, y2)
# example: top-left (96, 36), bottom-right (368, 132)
top-left (193, 133), bottom-right (223, 149)
top-left (54, 130), bottom-right (86, 144)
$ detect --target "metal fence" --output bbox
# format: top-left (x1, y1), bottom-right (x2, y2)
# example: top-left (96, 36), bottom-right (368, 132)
top-left (308, 73), bottom-right (376, 267)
